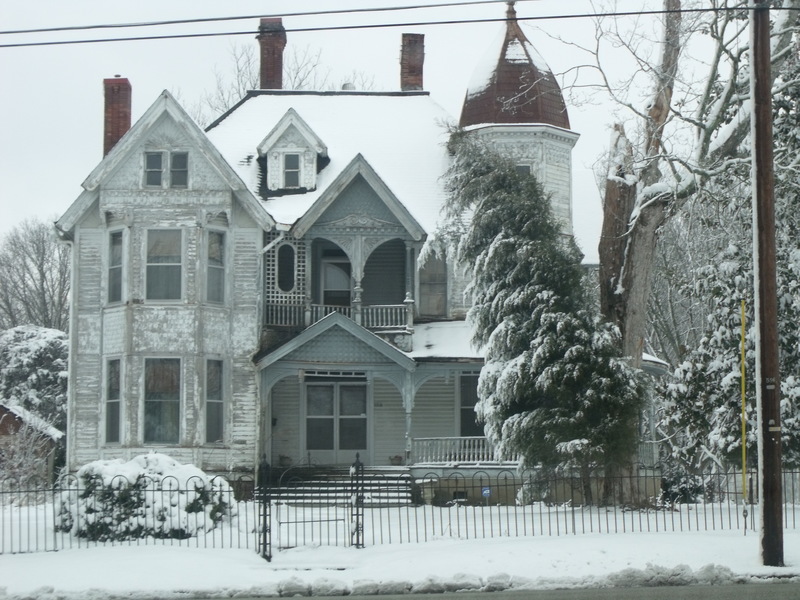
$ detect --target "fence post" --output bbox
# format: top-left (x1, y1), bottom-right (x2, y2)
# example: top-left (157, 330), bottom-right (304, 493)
top-left (257, 455), bottom-right (272, 561)
top-left (351, 453), bottom-right (365, 548)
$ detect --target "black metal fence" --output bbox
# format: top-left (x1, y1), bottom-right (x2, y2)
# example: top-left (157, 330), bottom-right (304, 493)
top-left (4, 466), bottom-right (800, 557)
top-left (1, 473), bottom-right (261, 555)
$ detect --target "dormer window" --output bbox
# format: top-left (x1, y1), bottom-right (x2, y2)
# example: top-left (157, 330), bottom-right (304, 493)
top-left (284, 153), bottom-right (301, 188)
top-left (145, 151), bottom-right (189, 188)
top-left (257, 109), bottom-right (328, 194)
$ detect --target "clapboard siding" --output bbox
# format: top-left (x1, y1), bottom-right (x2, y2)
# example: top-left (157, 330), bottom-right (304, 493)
top-left (270, 376), bottom-right (301, 466)
top-left (372, 378), bottom-right (406, 462)
top-left (412, 377), bottom-right (457, 439)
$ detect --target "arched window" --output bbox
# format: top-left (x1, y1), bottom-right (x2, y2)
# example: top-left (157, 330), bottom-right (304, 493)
top-left (277, 244), bottom-right (296, 292)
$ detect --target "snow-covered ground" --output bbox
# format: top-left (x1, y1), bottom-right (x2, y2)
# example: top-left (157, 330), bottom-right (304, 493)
top-left (2, 529), bottom-right (800, 599)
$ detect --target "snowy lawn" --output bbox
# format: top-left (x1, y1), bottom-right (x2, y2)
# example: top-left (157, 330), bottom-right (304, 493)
top-left (2, 528), bottom-right (800, 598)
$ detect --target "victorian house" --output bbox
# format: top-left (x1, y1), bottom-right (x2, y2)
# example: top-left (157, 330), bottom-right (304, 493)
top-left (57, 4), bottom-right (578, 476)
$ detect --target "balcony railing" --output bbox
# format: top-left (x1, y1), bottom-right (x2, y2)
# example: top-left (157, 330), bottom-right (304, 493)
top-left (265, 300), bottom-right (412, 331)
top-left (411, 437), bottom-right (520, 465)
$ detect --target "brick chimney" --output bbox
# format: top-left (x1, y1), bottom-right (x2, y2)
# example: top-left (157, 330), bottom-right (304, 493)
top-left (103, 77), bottom-right (131, 156)
top-left (257, 18), bottom-right (287, 90)
top-left (400, 34), bottom-right (424, 91)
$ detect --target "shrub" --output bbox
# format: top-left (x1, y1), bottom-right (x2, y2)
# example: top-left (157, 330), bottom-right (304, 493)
top-left (56, 453), bottom-right (236, 541)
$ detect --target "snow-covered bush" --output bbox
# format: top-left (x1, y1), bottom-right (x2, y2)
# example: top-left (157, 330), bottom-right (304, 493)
top-left (56, 453), bottom-right (237, 541)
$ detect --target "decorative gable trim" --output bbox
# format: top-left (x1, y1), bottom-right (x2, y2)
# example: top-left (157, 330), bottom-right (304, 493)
top-left (56, 90), bottom-right (275, 235)
top-left (291, 154), bottom-right (426, 240)
top-left (256, 311), bottom-right (416, 371)
top-left (257, 108), bottom-right (327, 157)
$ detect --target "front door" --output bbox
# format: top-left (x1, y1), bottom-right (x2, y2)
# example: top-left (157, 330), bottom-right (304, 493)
top-left (305, 379), bottom-right (368, 465)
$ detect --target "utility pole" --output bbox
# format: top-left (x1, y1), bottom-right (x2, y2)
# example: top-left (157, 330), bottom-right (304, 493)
top-left (750, 0), bottom-right (783, 567)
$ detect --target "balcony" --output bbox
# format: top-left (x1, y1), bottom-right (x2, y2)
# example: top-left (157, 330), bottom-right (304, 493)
top-left (265, 299), bottom-right (414, 331)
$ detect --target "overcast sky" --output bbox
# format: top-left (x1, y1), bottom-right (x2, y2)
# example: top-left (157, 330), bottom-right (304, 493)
top-left (0, 0), bottom-right (661, 261)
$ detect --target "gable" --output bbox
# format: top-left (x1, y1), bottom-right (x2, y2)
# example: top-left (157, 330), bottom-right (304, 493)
top-left (311, 174), bottom-right (403, 231)
top-left (57, 91), bottom-right (274, 236)
top-left (292, 154), bottom-right (425, 240)
top-left (281, 326), bottom-right (395, 364)
top-left (257, 312), bottom-right (415, 371)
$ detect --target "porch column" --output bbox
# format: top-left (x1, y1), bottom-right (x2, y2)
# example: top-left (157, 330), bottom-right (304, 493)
top-left (403, 371), bottom-right (414, 462)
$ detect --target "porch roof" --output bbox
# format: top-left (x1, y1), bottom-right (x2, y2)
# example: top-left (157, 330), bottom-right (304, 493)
top-left (407, 321), bottom-right (483, 361)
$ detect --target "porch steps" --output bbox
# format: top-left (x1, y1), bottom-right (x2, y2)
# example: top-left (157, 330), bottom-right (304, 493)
top-left (265, 467), bottom-right (414, 507)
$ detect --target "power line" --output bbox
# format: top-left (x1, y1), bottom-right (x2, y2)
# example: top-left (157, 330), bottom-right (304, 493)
top-left (0, 1), bottom-right (513, 36)
top-left (1, 5), bottom-right (797, 49)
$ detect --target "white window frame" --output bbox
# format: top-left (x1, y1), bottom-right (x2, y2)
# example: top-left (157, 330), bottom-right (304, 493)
top-left (205, 359), bottom-right (225, 445)
top-left (108, 229), bottom-right (125, 305)
top-left (143, 357), bottom-right (181, 445)
top-left (105, 357), bottom-right (122, 444)
top-left (146, 229), bottom-right (183, 301)
top-left (206, 230), bottom-right (226, 304)
top-left (144, 151), bottom-right (189, 189)
top-left (283, 152), bottom-right (301, 188)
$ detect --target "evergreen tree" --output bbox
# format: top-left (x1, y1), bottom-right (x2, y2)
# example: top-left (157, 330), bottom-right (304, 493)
top-left (439, 132), bottom-right (645, 489)
top-left (0, 325), bottom-right (68, 432)
top-left (656, 53), bottom-right (800, 471)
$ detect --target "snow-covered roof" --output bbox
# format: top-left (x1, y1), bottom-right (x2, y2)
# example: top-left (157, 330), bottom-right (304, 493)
top-left (0, 402), bottom-right (63, 442)
top-left (408, 321), bottom-right (483, 361)
top-left (206, 91), bottom-right (454, 231)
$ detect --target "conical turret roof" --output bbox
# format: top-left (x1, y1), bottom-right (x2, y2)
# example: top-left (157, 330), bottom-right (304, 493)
top-left (459, 2), bottom-right (570, 129)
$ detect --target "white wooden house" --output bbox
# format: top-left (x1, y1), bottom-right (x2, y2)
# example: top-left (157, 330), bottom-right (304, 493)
top-left (56, 5), bottom-right (578, 476)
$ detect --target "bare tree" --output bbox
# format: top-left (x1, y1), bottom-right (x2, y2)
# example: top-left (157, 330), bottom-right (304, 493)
top-left (0, 219), bottom-right (70, 332)
top-left (189, 43), bottom-right (376, 126)
top-left (571, 0), bottom-right (800, 367)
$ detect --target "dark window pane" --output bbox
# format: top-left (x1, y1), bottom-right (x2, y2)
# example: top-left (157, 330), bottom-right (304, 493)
top-left (145, 152), bottom-right (163, 186)
top-left (206, 402), bottom-right (223, 444)
top-left (460, 374), bottom-right (483, 437)
top-left (108, 267), bottom-right (122, 303)
top-left (207, 231), bottom-right (224, 303)
top-left (277, 244), bottom-right (295, 292)
top-left (284, 154), bottom-right (299, 169)
top-left (106, 400), bottom-right (120, 443)
top-left (307, 385), bottom-right (333, 416)
top-left (307, 419), bottom-right (334, 449)
top-left (144, 400), bottom-right (180, 443)
top-left (339, 419), bottom-right (367, 450)
top-left (207, 360), bottom-right (222, 400)
top-left (145, 359), bottom-right (180, 400)
top-left (170, 152), bottom-right (188, 187)
top-left (147, 230), bottom-right (181, 264)
top-left (516, 164), bottom-right (531, 176)
top-left (107, 359), bottom-right (121, 400)
top-left (147, 265), bottom-right (181, 299)
top-left (340, 386), bottom-right (366, 416)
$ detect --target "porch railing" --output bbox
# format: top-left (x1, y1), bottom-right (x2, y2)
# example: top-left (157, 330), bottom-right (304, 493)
top-left (411, 437), bottom-right (520, 464)
top-left (265, 302), bottom-right (410, 330)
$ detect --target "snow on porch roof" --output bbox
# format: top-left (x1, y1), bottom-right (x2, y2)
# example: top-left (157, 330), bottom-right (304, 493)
top-left (408, 321), bottom-right (484, 361)
top-left (206, 91), bottom-right (454, 232)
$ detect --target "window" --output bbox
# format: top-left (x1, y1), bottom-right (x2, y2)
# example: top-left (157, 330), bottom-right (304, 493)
top-left (284, 153), bottom-right (300, 188)
top-left (170, 152), bottom-right (188, 188)
top-left (144, 358), bottom-right (180, 444)
top-left (145, 151), bottom-right (188, 188)
top-left (459, 374), bottom-right (483, 437)
top-left (145, 152), bottom-right (163, 186)
top-left (419, 256), bottom-right (447, 317)
top-left (207, 231), bottom-right (225, 303)
top-left (206, 360), bottom-right (223, 444)
top-left (146, 230), bottom-right (182, 300)
top-left (516, 164), bottom-right (532, 176)
top-left (108, 231), bottom-right (123, 303)
top-left (277, 244), bottom-right (295, 292)
top-left (306, 380), bottom-right (367, 453)
top-left (106, 359), bottom-right (121, 443)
